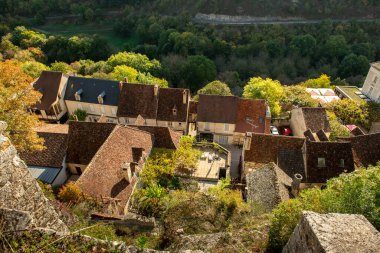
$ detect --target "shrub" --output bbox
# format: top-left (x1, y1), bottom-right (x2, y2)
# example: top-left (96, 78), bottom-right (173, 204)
top-left (268, 165), bottom-right (380, 251)
top-left (58, 182), bottom-right (83, 203)
top-left (69, 109), bottom-right (87, 121)
top-left (37, 180), bottom-right (55, 200)
top-left (133, 184), bottom-right (168, 217)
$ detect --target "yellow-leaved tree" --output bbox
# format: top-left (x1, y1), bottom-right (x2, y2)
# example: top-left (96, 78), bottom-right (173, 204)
top-left (0, 60), bottom-right (44, 151)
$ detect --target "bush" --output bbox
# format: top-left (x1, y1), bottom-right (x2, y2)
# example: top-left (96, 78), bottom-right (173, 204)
top-left (58, 182), bottom-right (83, 203)
top-left (37, 180), bottom-right (55, 200)
top-left (133, 184), bottom-right (168, 217)
top-left (69, 109), bottom-right (87, 121)
top-left (268, 165), bottom-right (380, 251)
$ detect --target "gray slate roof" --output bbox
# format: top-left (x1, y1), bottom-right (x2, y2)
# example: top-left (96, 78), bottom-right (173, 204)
top-left (64, 76), bottom-right (120, 106)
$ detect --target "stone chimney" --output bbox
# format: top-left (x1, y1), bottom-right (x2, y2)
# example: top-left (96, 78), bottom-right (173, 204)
top-left (154, 85), bottom-right (159, 97)
top-left (183, 90), bottom-right (187, 104)
top-left (291, 173), bottom-right (303, 197)
top-left (244, 132), bottom-right (252, 150)
top-left (119, 81), bottom-right (123, 91)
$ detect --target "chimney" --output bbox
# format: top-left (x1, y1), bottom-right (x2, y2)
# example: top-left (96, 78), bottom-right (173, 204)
top-left (291, 173), bottom-right (303, 197)
top-left (244, 132), bottom-right (252, 150)
top-left (154, 85), bottom-right (159, 97)
top-left (183, 90), bottom-right (187, 104)
top-left (124, 77), bottom-right (128, 83)
top-left (119, 81), bottom-right (123, 91)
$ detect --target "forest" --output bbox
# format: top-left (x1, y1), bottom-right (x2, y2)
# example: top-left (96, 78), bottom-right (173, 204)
top-left (1, 1), bottom-right (380, 94)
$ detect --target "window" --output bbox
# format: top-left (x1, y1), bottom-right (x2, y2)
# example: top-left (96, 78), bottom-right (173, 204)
top-left (168, 122), bottom-right (173, 127)
top-left (205, 122), bottom-right (210, 131)
top-left (339, 159), bottom-right (345, 168)
top-left (318, 158), bottom-right (326, 167)
top-left (368, 87), bottom-right (374, 97)
top-left (100, 106), bottom-right (105, 114)
top-left (224, 124), bottom-right (229, 131)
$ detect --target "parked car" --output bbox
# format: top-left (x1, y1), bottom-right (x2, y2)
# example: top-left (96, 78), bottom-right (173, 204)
top-left (270, 126), bottom-right (279, 135)
top-left (281, 127), bottom-right (292, 136)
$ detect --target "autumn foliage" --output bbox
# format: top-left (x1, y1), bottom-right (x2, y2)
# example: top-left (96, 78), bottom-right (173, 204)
top-left (58, 182), bottom-right (83, 203)
top-left (0, 60), bottom-right (43, 151)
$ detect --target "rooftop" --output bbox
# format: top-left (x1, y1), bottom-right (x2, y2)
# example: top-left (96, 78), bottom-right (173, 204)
top-left (34, 124), bottom-right (69, 134)
top-left (336, 86), bottom-right (370, 102)
top-left (33, 71), bottom-right (65, 111)
top-left (192, 145), bottom-right (228, 181)
top-left (64, 76), bottom-right (120, 106)
top-left (197, 94), bottom-right (238, 124)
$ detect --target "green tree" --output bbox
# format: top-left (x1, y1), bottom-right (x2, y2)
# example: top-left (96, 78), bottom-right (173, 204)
top-left (194, 80), bottom-right (233, 100)
top-left (322, 35), bottom-right (349, 60)
top-left (269, 165), bottom-right (380, 251)
top-left (181, 55), bottom-right (217, 92)
top-left (110, 65), bottom-right (138, 82)
top-left (338, 54), bottom-right (369, 77)
top-left (106, 51), bottom-right (161, 74)
top-left (173, 136), bottom-right (201, 176)
top-left (69, 109), bottom-right (87, 121)
top-left (50, 61), bottom-right (73, 73)
top-left (299, 74), bottom-right (332, 88)
top-left (290, 34), bottom-right (316, 56)
top-left (327, 99), bottom-right (369, 127)
top-left (21, 61), bottom-right (49, 78)
top-left (243, 77), bottom-right (284, 117)
top-left (282, 85), bottom-right (319, 108)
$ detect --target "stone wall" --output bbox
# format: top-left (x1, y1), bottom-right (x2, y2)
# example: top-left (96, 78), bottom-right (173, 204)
top-left (283, 211), bottom-right (380, 253)
top-left (0, 122), bottom-right (68, 234)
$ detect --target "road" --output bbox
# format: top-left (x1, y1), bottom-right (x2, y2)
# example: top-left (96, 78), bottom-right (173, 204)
top-left (193, 13), bottom-right (380, 26)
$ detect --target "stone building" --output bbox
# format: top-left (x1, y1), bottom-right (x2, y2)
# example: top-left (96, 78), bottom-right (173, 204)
top-left (283, 211), bottom-right (380, 253)
top-left (290, 107), bottom-right (331, 139)
top-left (362, 62), bottom-right (380, 102)
top-left (117, 82), bottom-right (191, 134)
top-left (197, 94), bottom-right (270, 145)
top-left (246, 163), bottom-right (292, 211)
top-left (31, 71), bottom-right (69, 122)
top-left (64, 76), bottom-right (120, 123)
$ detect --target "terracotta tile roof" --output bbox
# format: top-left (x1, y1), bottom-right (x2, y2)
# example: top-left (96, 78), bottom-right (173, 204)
top-left (66, 121), bottom-right (117, 165)
top-left (197, 94), bottom-right (238, 123)
top-left (128, 125), bottom-right (182, 149)
top-left (20, 132), bottom-right (68, 168)
top-left (235, 98), bottom-right (268, 133)
top-left (117, 83), bottom-right (158, 118)
top-left (77, 126), bottom-right (154, 213)
top-left (34, 124), bottom-right (69, 134)
top-left (301, 108), bottom-right (331, 133)
top-left (157, 88), bottom-right (189, 122)
top-left (337, 133), bottom-right (380, 167)
top-left (33, 71), bottom-right (65, 111)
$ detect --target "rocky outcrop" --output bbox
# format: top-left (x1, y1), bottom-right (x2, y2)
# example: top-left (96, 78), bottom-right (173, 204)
top-left (0, 122), bottom-right (68, 234)
top-left (283, 211), bottom-right (380, 253)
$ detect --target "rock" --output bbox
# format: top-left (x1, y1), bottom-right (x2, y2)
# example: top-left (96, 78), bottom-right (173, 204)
top-left (125, 246), bottom-right (169, 253)
top-left (168, 232), bottom-right (230, 252)
top-left (176, 228), bottom-right (184, 235)
top-left (0, 125), bottom-right (68, 234)
top-left (283, 211), bottom-right (380, 253)
top-left (0, 208), bottom-right (33, 232)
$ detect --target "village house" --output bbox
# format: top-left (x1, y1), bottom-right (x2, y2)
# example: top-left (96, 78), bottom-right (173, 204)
top-left (290, 107), bottom-right (331, 139)
top-left (362, 61), bottom-right (380, 103)
top-left (65, 121), bottom-right (117, 177)
top-left (242, 133), bottom-right (355, 188)
top-left (19, 124), bottom-right (69, 186)
top-left (31, 71), bottom-right (69, 122)
top-left (76, 126), bottom-right (154, 215)
top-left (64, 76), bottom-right (120, 123)
top-left (196, 94), bottom-right (271, 145)
top-left (117, 82), bottom-right (191, 134)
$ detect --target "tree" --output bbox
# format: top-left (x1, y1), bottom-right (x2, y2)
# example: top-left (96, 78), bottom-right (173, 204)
top-left (243, 77), bottom-right (284, 117)
top-left (21, 61), bottom-right (49, 78)
top-left (194, 80), bottom-right (233, 100)
top-left (50, 61), bottom-right (74, 73)
top-left (269, 165), bottom-right (380, 251)
top-left (69, 109), bottom-right (87, 121)
top-left (327, 99), bottom-right (369, 127)
top-left (290, 34), bottom-right (316, 56)
top-left (0, 60), bottom-right (44, 151)
top-left (282, 85), bottom-right (319, 108)
top-left (322, 35), bottom-right (349, 60)
top-left (110, 65), bottom-right (138, 82)
top-left (338, 54), bottom-right (369, 78)
top-left (327, 111), bottom-right (351, 141)
top-left (181, 55), bottom-right (217, 92)
top-left (106, 51), bottom-right (161, 74)
top-left (173, 136), bottom-right (201, 176)
top-left (299, 74), bottom-right (332, 88)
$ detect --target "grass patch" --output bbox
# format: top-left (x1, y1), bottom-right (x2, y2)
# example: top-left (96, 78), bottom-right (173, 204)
top-left (33, 21), bottom-right (138, 51)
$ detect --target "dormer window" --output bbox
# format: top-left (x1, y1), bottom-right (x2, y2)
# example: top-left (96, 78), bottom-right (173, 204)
top-left (75, 89), bottom-right (83, 101)
top-left (98, 91), bottom-right (105, 104)
top-left (172, 106), bottom-right (177, 116)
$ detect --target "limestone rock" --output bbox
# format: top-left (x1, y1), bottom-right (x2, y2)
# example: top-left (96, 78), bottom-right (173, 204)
top-left (0, 126), bottom-right (68, 234)
top-left (283, 211), bottom-right (380, 253)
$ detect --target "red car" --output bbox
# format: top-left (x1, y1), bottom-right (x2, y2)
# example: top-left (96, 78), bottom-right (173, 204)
top-left (281, 127), bottom-right (292, 136)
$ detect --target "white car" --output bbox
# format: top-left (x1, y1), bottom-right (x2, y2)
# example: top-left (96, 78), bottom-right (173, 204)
top-left (270, 126), bottom-right (279, 135)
